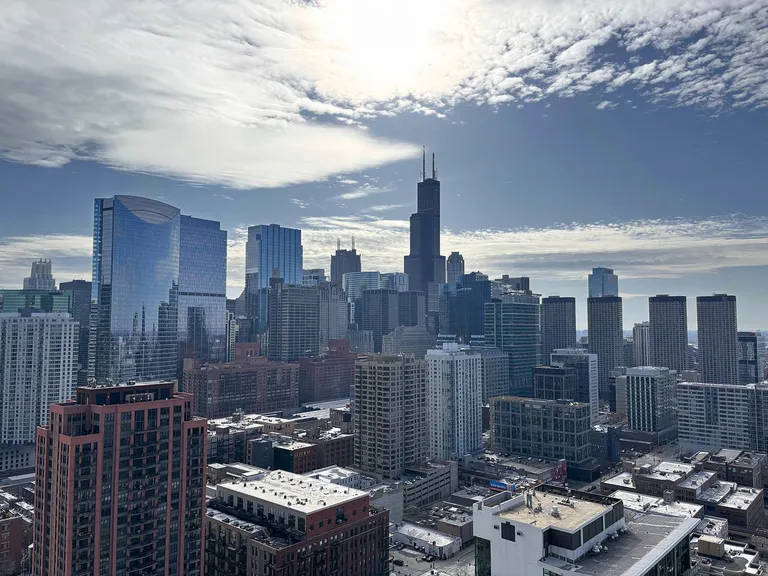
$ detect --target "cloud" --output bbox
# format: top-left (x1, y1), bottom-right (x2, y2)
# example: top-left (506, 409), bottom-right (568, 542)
top-left (331, 183), bottom-right (390, 201)
top-left (2, 0), bottom-right (768, 188)
top-left (291, 198), bottom-right (309, 209)
top-left (366, 204), bottom-right (407, 212)
top-left (0, 234), bottom-right (93, 289)
top-left (596, 100), bottom-right (617, 110)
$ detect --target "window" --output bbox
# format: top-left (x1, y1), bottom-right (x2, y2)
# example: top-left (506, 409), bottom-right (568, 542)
top-left (500, 522), bottom-right (515, 542)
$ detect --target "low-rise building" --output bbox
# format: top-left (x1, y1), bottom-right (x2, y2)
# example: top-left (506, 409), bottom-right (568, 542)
top-left (391, 522), bottom-right (462, 559)
top-left (608, 490), bottom-right (703, 519)
top-left (0, 507), bottom-right (27, 574)
top-left (273, 440), bottom-right (318, 474)
top-left (305, 466), bottom-right (377, 490)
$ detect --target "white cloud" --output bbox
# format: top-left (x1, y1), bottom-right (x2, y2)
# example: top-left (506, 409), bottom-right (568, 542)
top-left (0, 234), bottom-right (92, 289)
top-left (366, 204), bottom-right (407, 212)
top-left (331, 183), bottom-right (390, 201)
top-left (1, 0), bottom-right (768, 188)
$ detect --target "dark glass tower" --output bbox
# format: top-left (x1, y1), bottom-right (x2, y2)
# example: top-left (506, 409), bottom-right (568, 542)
top-left (330, 239), bottom-right (362, 287)
top-left (90, 196), bottom-right (181, 385)
top-left (404, 148), bottom-right (445, 314)
top-left (59, 279), bottom-right (92, 386)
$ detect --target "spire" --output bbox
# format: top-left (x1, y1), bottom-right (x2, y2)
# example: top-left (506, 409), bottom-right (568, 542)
top-left (337, 237), bottom-right (340, 251)
top-left (422, 145), bottom-right (426, 182)
top-left (352, 236), bottom-right (355, 250)
top-left (432, 152), bottom-right (436, 180)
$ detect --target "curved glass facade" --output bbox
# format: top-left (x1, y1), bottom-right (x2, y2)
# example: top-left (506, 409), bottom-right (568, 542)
top-left (90, 196), bottom-right (181, 384)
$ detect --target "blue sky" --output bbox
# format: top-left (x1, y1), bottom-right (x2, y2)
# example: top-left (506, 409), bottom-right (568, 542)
top-left (1, 0), bottom-right (768, 329)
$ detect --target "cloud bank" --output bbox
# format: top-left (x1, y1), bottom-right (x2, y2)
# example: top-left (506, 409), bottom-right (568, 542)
top-left (1, 0), bottom-right (768, 188)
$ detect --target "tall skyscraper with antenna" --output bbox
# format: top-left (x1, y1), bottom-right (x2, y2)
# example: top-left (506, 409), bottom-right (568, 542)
top-left (404, 147), bottom-right (445, 319)
top-left (330, 238), bottom-right (362, 287)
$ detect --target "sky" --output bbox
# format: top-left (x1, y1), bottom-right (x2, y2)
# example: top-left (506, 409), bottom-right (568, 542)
top-left (1, 0), bottom-right (768, 330)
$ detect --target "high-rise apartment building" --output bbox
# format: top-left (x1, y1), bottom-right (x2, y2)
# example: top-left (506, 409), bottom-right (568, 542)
top-left (354, 355), bottom-right (426, 479)
top-left (32, 381), bottom-right (206, 576)
top-left (446, 251), bottom-right (465, 287)
top-left (90, 196), bottom-right (181, 384)
top-left (318, 282), bottom-right (347, 351)
top-left (426, 344), bottom-right (483, 459)
top-left (360, 288), bottom-right (399, 352)
top-left (541, 296), bottom-right (576, 361)
top-left (380, 272), bottom-right (409, 292)
top-left (59, 279), bottom-right (92, 386)
top-left (550, 349), bottom-right (599, 424)
top-left (398, 290), bottom-right (426, 327)
top-left (301, 268), bottom-right (326, 286)
top-left (588, 296), bottom-right (624, 395)
top-left (697, 294), bottom-right (739, 385)
top-left (404, 150), bottom-right (446, 313)
top-left (23, 259), bottom-right (56, 291)
top-left (267, 278), bottom-right (319, 361)
top-left (178, 215), bottom-right (227, 367)
top-left (588, 266), bottom-right (619, 297)
top-left (633, 321), bottom-right (651, 366)
top-left (0, 312), bottom-right (78, 473)
top-left (738, 331), bottom-right (766, 384)
top-left (471, 346), bottom-right (510, 402)
top-left (625, 367), bottom-right (677, 436)
top-left (330, 241), bottom-right (362, 287)
top-left (533, 366), bottom-right (576, 401)
top-left (484, 292), bottom-right (541, 396)
top-left (649, 295), bottom-right (689, 373)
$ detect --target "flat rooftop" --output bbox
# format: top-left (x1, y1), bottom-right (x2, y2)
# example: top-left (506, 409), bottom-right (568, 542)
top-left (500, 491), bottom-right (610, 532)
top-left (608, 490), bottom-right (702, 519)
top-left (275, 440), bottom-right (314, 451)
top-left (639, 461), bottom-right (694, 481)
top-left (218, 470), bottom-right (366, 514)
top-left (720, 487), bottom-right (762, 510)
top-left (698, 481), bottom-right (737, 504)
top-left (677, 471), bottom-right (716, 490)
top-left (602, 472), bottom-right (635, 490)
top-left (396, 522), bottom-right (460, 547)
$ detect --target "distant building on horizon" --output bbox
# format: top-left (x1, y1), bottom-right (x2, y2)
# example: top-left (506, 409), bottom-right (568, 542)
top-left (302, 268), bottom-right (326, 286)
top-left (633, 321), bottom-right (651, 367)
top-left (330, 240), bottom-right (361, 287)
top-left (446, 251), bottom-right (465, 288)
top-left (588, 266), bottom-right (619, 298)
top-left (541, 296), bottom-right (576, 361)
top-left (23, 259), bottom-right (56, 291)
top-left (380, 272), bottom-right (409, 292)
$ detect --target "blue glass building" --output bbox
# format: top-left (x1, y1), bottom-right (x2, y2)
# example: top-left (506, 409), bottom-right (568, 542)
top-left (90, 196), bottom-right (181, 384)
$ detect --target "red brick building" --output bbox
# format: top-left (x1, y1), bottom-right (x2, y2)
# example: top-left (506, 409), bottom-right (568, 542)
top-left (298, 339), bottom-right (356, 403)
top-left (273, 441), bottom-right (318, 474)
top-left (0, 509), bottom-right (26, 575)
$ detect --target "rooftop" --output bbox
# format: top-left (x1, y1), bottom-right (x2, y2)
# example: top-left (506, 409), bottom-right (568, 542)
top-left (697, 481), bottom-right (737, 504)
top-left (719, 487), bottom-right (762, 510)
top-left (395, 522), bottom-right (461, 548)
top-left (500, 491), bottom-right (611, 532)
top-left (677, 471), bottom-right (716, 490)
top-left (638, 461), bottom-right (694, 481)
top-left (695, 516), bottom-right (728, 538)
top-left (608, 490), bottom-right (702, 518)
top-left (274, 440), bottom-right (314, 451)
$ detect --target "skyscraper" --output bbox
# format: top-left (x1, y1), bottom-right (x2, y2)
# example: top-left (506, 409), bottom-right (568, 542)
top-left (59, 279), bottom-right (92, 386)
top-left (442, 272), bottom-right (492, 342)
top-left (360, 288), bottom-right (399, 352)
top-left (0, 312), bottom-right (78, 473)
top-left (23, 259), bottom-right (56, 291)
top-left (398, 290), bottom-right (426, 327)
top-left (380, 272), bottom-right (409, 292)
top-left (178, 215), bottom-right (227, 367)
top-left (697, 294), bottom-right (739, 385)
top-left (649, 295), bottom-right (689, 373)
top-left (341, 271), bottom-right (381, 303)
top-left (404, 148), bottom-right (446, 313)
top-left (267, 278), bottom-right (319, 361)
top-left (426, 343), bottom-right (483, 459)
top-left (588, 296), bottom-right (624, 395)
top-left (446, 251), bottom-right (465, 288)
top-left (625, 367), bottom-right (677, 438)
top-left (32, 381), bottom-right (206, 576)
top-left (633, 321), bottom-right (651, 366)
top-left (302, 268), bottom-right (326, 286)
top-left (541, 296), bottom-right (576, 361)
top-left (551, 349), bottom-right (599, 424)
top-left (330, 240), bottom-right (361, 287)
top-left (471, 345), bottom-right (510, 402)
top-left (354, 355), bottom-right (426, 479)
top-left (90, 196), bottom-right (181, 385)
top-left (738, 331), bottom-right (766, 384)
top-left (588, 267), bottom-right (619, 297)
top-left (484, 292), bottom-right (541, 396)
top-left (318, 282), bottom-right (347, 351)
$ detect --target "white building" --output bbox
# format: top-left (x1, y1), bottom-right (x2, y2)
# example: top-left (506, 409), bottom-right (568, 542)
top-left (626, 367), bottom-right (677, 435)
top-left (392, 522), bottom-right (462, 559)
top-left (473, 486), bottom-right (698, 576)
top-left (426, 343), bottom-right (482, 459)
top-left (551, 349), bottom-right (599, 424)
top-left (0, 313), bottom-right (78, 466)
top-left (305, 466), bottom-right (377, 490)
top-left (633, 321), bottom-right (651, 367)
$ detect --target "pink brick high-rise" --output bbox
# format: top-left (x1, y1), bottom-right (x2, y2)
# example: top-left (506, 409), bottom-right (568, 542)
top-left (32, 381), bottom-right (206, 576)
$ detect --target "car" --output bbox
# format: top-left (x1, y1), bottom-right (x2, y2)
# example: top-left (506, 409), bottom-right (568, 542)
top-left (393, 559), bottom-right (404, 566)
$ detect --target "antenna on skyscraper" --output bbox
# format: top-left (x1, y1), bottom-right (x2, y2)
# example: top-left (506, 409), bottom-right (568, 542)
top-left (432, 152), bottom-right (436, 180)
top-left (337, 238), bottom-right (341, 251)
top-left (352, 236), bottom-right (355, 250)
top-left (421, 145), bottom-right (426, 182)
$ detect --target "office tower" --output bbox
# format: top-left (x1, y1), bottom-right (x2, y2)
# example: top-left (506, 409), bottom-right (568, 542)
top-left (446, 251), bottom-right (465, 287)
top-left (380, 272), bottom-right (409, 292)
top-left (494, 275), bottom-right (531, 296)
top-left (347, 329), bottom-right (374, 354)
top-left (738, 331), bottom-right (766, 384)
top-left (588, 296), bottom-right (624, 395)
top-left (426, 343), bottom-right (483, 459)
top-left (298, 339), bottom-right (356, 403)
top-left (398, 290), bottom-right (426, 327)
top-left (649, 295), bottom-right (689, 373)
top-left (59, 279), bottom-right (92, 386)
top-left (205, 471), bottom-right (389, 576)
top-left (32, 381), bottom-right (206, 576)
top-left (697, 294), bottom-right (739, 385)
top-left (382, 325), bottom-right (436, 359)
top-left (90, 196), bottom-right (181, 384)
top-left (633, 321), bottom-right (651, 366)
top-left (354, 355), bottom-right (426, 478)
top-left (302, 268), bottom-right (326, 286)
top-left (267, 278), bottom-right (319, 361)
top-left (0, 312), bottom-right (78, 473)
top-left (23, 259), bottom-right (55, 291)
top-left (178, 215), bottom-right (227, 368)
top-left (404, 149), bottom-right (446, 313)
top-left (588, 266), bottom-right (619, 297)
top-left (470, 346), bottom-right (509, 402)
top-left (0, 288), bottom-right (72, 314)
top-left (225, 311), bottom-right (237, 362)
top-left (360, 288), bottom-right (399, 352)
top-left (608, 367), bottom-right (628, 415)
top-left (330, 239), bottom-right (362, 287)
top-left (184, 357), bottom-right (298, 418)
top-left (484, 292), bottom-right (541, 396)
top-left (533, 365), bottom-right (576, 401)
top-left (341, 271), bottom-right (381, 303)
top-left (625, 367), bottom-right (677, 437)
top-left (318, 282), bottom-right (347, 352)
top-left (489, 397), bottom-right (591, 465)
top-left (551, 349), bottom-right (599, 424)
top-left (540, 296), bottom-right (576, 361)
top-left (623, 337), bottom-right (635, 368)
top-left (443, 272), bottom-right (492, 342)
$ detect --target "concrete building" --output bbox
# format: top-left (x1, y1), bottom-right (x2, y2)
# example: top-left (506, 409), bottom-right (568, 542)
top-left (23, 259), bottom-right (56, 291)
top-left (267, 278), bottom-right (319, 361)
top-left (273, 440), bottom-right (318, 474)
top-left (381, 325), bottom-right (436, 359)
top-left (205, 471), bottom-right (389, 576)
top-left (533, 365), bottom-right (576, 401)
top-left (354, 355), bottom-right (426, 479)
top-left (297, 339), bottom-right (356, 403)
top-left (0, 507), bottom-right (26, 574)
top-left (474, 485), bottom-right (698, 576)
top-left (472, 346), bottom-right (510, 402)
top-left (330, 241), bottom-right (361, 287)
top-left (633, 321), bottom-right (651, 367)
top-left (360, 288), bottom-right (399, 352)
top-left (0, 312), bottom-right (78, 473)
top-left (489, 397), bottom-right (591, 466)
top-left (587, 296), bottom-right (624, 395)
top-left (32, 381), bottom-right (206, 576)
top-left (551, 349), bottom-right (599, 425)
top-left (588, 266), bottom-right (619, 297)
top-left (347, 328), bottom-right (374, 354)
top-left (649, 295), bottom-right (689, 373)
top-left (738, 331), bottom-right (766, 384)
top-left (391, 523), bottom-right (462, 559)
top-left (426, 344), bottom-right (483, 459)
top-left (485, 292), bottom-right (542, 396)
top-left (697, 294), bottom-right (739, 385)
top-left (541, 296), bottom-right (576, 362)
top-left (318, 282), bottom-right (347, 352)
top-left (625, 367), bottom-right (677, 441)
top-left (301, 268), bottom-right (326, 286)
top-left (398, 290), bottom-right (426, 327)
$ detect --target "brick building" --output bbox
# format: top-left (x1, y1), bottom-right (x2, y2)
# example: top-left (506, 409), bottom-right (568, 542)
top-left (297, 339), bottom-right (356, 403)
